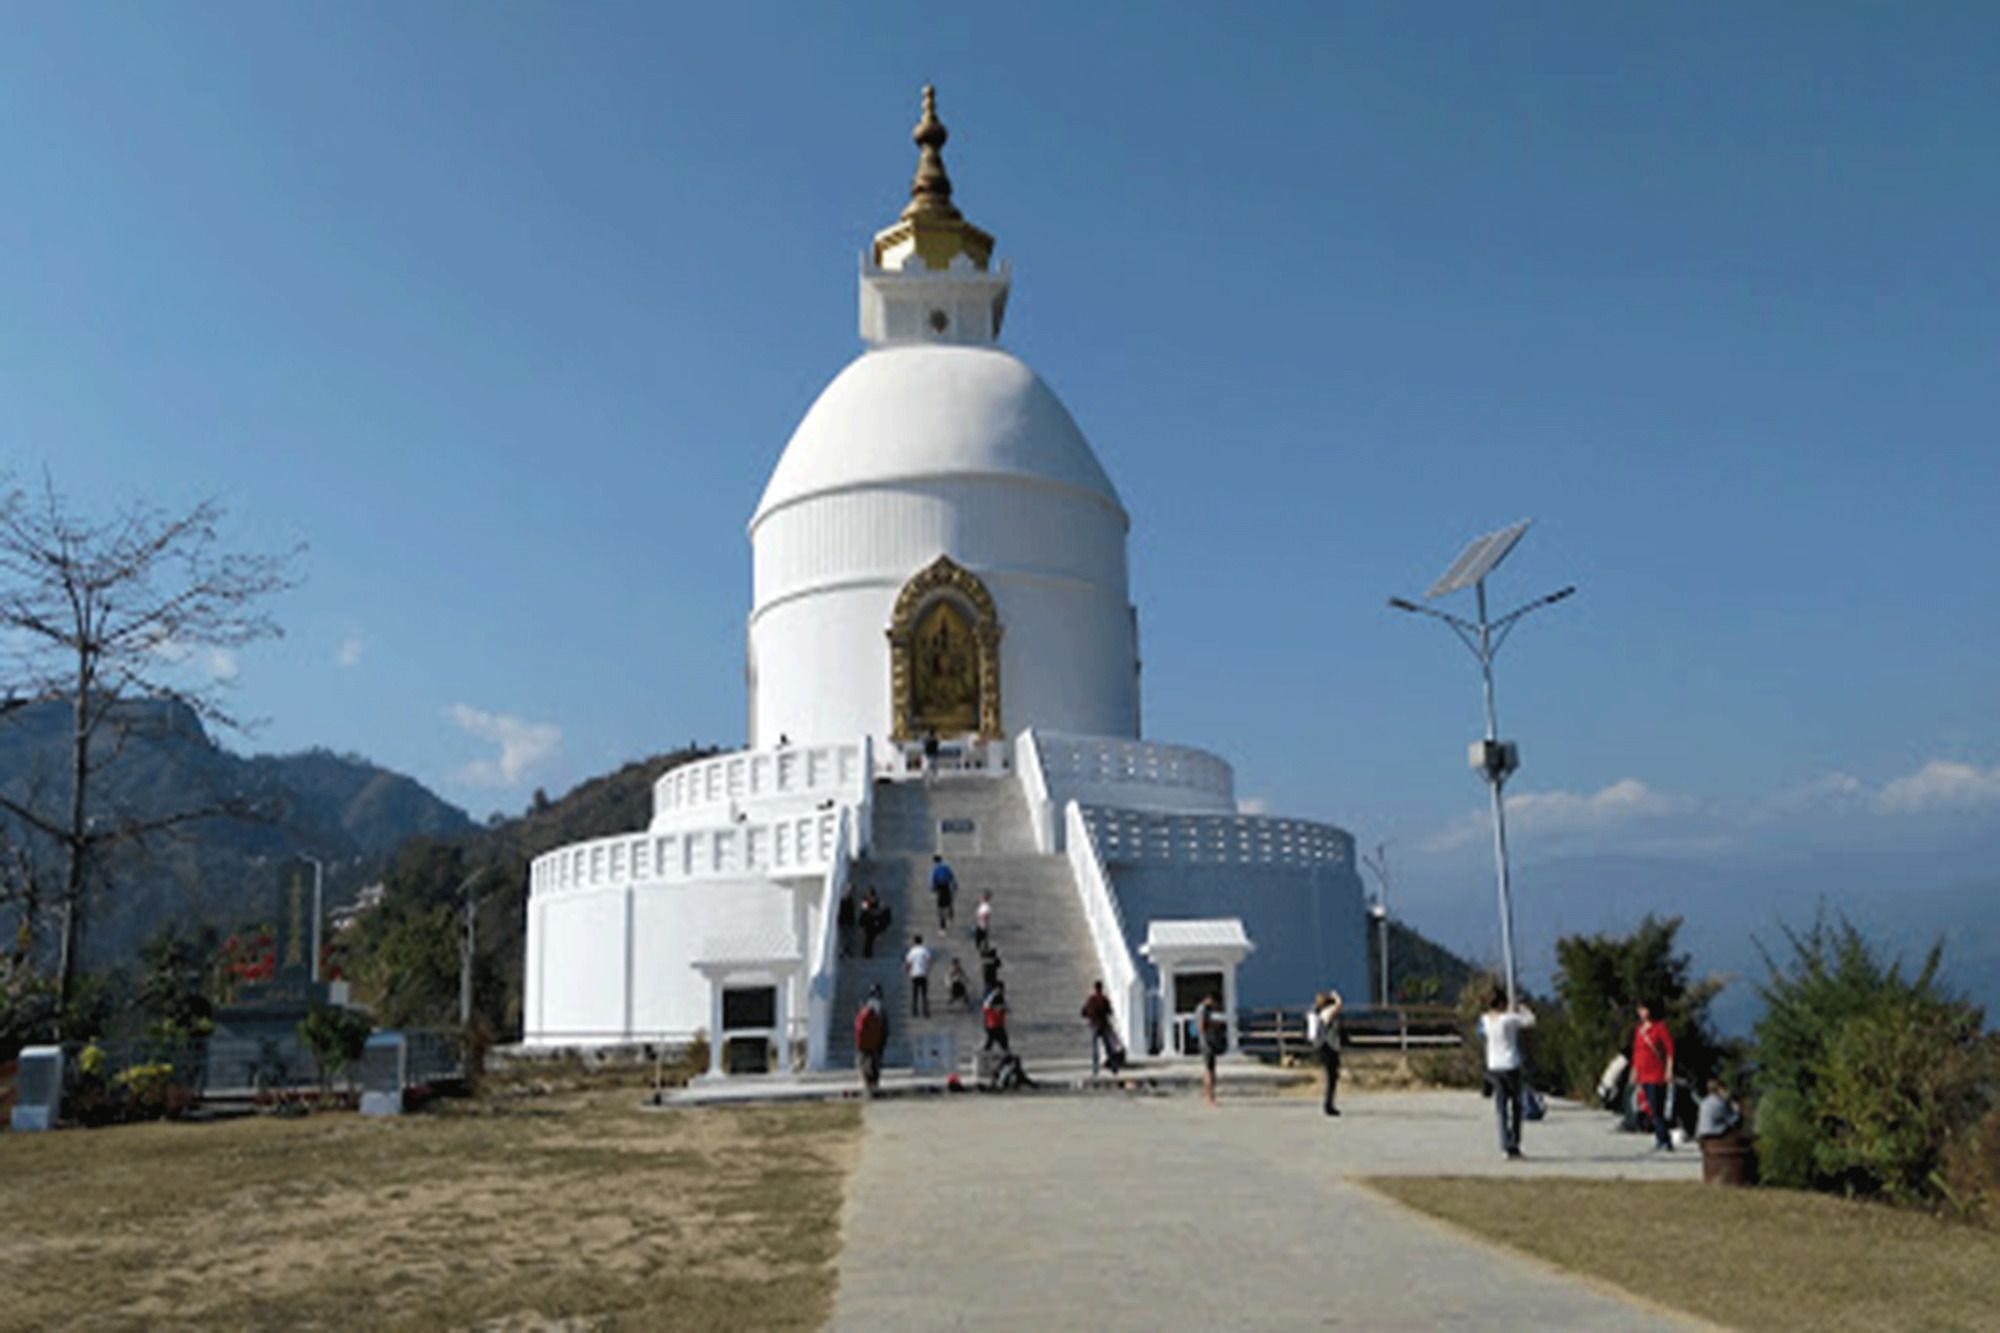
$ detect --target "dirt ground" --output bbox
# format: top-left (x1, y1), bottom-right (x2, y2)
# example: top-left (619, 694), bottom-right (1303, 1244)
top-left (0, 1085), bottom-right (860, 1331)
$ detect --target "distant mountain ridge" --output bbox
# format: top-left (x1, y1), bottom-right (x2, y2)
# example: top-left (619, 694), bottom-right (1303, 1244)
top-left (0, 697), bottom-right (474, 964)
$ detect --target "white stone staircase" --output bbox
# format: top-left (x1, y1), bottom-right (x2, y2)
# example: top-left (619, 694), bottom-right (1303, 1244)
top-left (826, 778), bottom-right (1105, 1071)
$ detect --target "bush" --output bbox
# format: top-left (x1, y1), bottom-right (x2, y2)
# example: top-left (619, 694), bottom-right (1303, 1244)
top-left (1941, 1106), bottom-right (2000, 1227)
top-left (112, 1061), bottom-right (177, 1117)
top-left (1750, 911), bottom-right (1995, 1204)
top-left (1814, 999), bottom-right (1988, 1203)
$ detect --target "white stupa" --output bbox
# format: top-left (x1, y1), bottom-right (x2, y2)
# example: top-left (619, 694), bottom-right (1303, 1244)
top-left (524, 90), bottom-right (1367, 1072)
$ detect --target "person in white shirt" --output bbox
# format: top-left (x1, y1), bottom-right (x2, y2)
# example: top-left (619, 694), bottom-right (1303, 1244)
top-left (974, 891), bottom-right (993, 952)
top-left (1477, 986), bottom-right (1536, 1159)
top-left (903, 936), bottom-right (935, 1018)
top-left (1307, 989), bottom-right (1344, 1117)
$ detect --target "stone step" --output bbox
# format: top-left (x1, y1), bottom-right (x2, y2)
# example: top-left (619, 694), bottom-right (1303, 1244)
top-left (830, 777), bottom-right (1102, 1070)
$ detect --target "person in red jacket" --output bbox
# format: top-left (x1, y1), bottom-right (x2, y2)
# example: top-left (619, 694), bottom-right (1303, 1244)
top-left (1631, 1001), bottom-right (1677, 1150)
top-left (854, 984), bottom-right (889, 1097)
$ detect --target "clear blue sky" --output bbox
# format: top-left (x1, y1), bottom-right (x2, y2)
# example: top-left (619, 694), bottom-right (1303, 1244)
top-left (6, 5), bottom-right (1998, 990)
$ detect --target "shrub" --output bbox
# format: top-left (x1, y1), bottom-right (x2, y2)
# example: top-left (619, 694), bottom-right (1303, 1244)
top-left (112, 1061), bottom-right (177, 1117)
top-left (1751, 911), bottom-right (1994, 1203)
top-left (298, 1005), bottom-right (373, 1095)
top-left (1941, 1106), bottom-right (2000, 1227)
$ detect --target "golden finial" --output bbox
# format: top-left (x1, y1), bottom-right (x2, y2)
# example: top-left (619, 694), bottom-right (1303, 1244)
top-left (905, 84), bottom-right (961, 221)
top-left (873, 84), bottom-right (993, 271)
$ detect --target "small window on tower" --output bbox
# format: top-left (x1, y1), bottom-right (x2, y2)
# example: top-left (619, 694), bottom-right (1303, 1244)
top-left (929, 308), bottom-right (949, 334)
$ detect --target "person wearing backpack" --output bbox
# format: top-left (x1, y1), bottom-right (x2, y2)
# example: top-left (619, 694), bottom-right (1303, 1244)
top-left (854, 984), bottom-right (889, 1097)
top-left (1307, 989), bottom-right (1344, 1117)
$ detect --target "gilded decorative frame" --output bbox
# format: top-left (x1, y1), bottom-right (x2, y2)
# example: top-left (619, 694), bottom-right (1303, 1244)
top-left (887, 555), bottom-right (1002, 741)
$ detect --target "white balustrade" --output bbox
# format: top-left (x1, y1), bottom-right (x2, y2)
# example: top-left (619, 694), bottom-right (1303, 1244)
top-left (804, 807), bottom-right (854, 1072)
top-left (530, 806), bottom-right (849, 898)
top-left (1023, 730), bottom-right (1237, 819)
top-left (1064, 800), bottom-right (1146, 1054)
top-left (1079, 805), bottom-right (1352, 869)
top-left (651, 742), bottom-right (866, 823)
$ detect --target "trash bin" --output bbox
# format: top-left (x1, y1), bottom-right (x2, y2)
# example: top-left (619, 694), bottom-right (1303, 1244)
top-left (1700, 1130), bottom-right (1754, 1186)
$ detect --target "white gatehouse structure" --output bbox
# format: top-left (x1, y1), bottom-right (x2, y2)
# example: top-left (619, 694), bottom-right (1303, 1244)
top-left (522, 89), bottom-right (1369, 1069)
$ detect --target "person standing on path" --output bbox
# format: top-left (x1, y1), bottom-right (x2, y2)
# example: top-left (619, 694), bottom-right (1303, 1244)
top-left (1081, 980), bottom-right (1116, 1075)
top-left (979, 943), bottom-right (1003, 995)
top-left (982, 983), bottom-right (1011, 1052)
top-left (859, 887), bottom-right (890, 959)
top-left (1632, 1001), bottom-right (1678, 1151)
top-left (1194, 992), bottom-right (1226, 1107)
top-left (973, 890), bottom-right (993, 952)
top-left (1307, 989), bottom-right (1344, 1116)
top-left (855, 984), bottom-right (889, 1097)
top-left (922, 728), bottom-right (940, 787)
top-left (1479, 987), bottom-right (1536, 1159)
top-left (904, 935), bottom-right (934, 1018)
top-left (930, 854), bottom-right (957, 931)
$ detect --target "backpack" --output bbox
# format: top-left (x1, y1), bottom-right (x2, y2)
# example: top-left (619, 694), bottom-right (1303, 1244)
top-left (855, 1004), bottom-right (884, 1051)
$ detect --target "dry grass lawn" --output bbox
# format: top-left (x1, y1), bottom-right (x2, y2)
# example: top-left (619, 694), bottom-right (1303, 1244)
top-left (0, 1086), bottom-right (860, 1331)
top-left (1367, 1176), bottom-right (2000, 1333)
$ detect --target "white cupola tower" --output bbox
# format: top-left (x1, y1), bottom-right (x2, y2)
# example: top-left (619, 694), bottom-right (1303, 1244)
top-left (748, 87), bottom-right (1140, 752)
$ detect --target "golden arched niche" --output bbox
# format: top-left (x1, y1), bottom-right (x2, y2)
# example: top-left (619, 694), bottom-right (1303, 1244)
top-left (888, 555), bottom-right (1002, 741)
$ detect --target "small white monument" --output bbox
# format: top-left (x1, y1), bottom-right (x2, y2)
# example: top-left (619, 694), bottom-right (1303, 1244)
top-left (1142, 920), bottom-right (1255, 1056)
top-left (10, 1045), bottom-right (63, 1132)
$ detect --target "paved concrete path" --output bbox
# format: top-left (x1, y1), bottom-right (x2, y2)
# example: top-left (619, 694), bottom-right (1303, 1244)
top-left (830, 1088), bottom-right (1707, 1331)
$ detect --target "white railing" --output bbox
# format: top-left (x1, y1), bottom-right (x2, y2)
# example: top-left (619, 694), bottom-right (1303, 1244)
top-left (652, 742), bottom-right (865, 825)
top-left (1015, 730), bottom-right (1059, 852)
top-left (1026, 731), bottom-right (1237, 815)
top-left (530, 807), bottom-right (847, 898)
top-left (1065, 800), bottom-right (1146, 1054)
top-left (804, 807), bottom-right (854, 1072)
top-left (1079, 806), bottom-right (1352, 869)
top-left (853, 735), bottom-right (874, 858)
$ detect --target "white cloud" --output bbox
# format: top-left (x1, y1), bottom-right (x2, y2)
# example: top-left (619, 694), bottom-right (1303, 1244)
top-left (150, 636), bottom-right (239, 684)
top-left (1422, 777), bottom-right (1696, 853)
top-left (449, 703), bottom-right (561, 787)
top-left (1761, 772), bottom-right (1866, 816)
top-left (336, 633), bottom-right (366, 668)
top-left (1237, 795), bottom-right (1270, 815)
top-left (1876, 761), bottom-right (2000, 814)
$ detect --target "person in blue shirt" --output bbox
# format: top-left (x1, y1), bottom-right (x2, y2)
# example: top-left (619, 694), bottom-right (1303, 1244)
top-left (930, 854), bottom-right (957, 930)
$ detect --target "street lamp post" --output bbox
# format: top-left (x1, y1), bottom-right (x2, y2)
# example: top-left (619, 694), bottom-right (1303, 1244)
top-left (1389, 520), bottom-right (1574, 1009)
top-left (1361, 842), bottom-right (1393, 1008)
top-left (458, 867), bottom-right (499, 1029)
top-left (300, 854), bottom-right (325, 983)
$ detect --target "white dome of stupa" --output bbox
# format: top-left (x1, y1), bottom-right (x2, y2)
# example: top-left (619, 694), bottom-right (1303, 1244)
top-left (745, 87), bottom-right (1140, 750)
top-left (751, 345), bottom-right (1123, 531)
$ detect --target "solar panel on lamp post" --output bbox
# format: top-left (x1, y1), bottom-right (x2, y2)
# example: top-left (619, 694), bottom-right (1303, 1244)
top-left (1389, 520), bottom-right (1574, 1010)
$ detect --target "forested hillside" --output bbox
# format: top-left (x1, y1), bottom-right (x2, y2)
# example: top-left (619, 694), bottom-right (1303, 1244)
top-left (0, 697), bottom-right (474, 966)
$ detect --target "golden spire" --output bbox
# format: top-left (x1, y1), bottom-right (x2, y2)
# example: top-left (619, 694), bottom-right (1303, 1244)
top-left (873, 85), bottom-right (994, 272)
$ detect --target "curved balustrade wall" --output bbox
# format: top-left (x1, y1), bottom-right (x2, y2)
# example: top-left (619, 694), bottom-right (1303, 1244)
top-left (651, 742), bottom-right (865, 827)
top-left (1020, 733), bottom-right (1237, 846)
top-left (1080, 804), bottom-right (1369, 1011)
top-left (530, 808), bottom-right (846, 898)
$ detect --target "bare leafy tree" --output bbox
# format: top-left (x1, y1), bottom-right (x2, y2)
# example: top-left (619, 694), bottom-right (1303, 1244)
top-left (0, 478), bottom-right (301, 1030)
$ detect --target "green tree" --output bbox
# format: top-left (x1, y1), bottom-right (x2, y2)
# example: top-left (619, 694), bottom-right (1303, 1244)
top-left (1546, 914), bottom-right (1726, 1101)
top-left (135, 919), bottom-right (217, 1042)
top-left (297, 1004), bottom-right (373, 1094)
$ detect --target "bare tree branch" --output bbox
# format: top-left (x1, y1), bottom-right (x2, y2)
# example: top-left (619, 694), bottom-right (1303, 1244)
top-left (0, 474), bottom-right (303, 1030)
